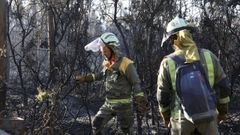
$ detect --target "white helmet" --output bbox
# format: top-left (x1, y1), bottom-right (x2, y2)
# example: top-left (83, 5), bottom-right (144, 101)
top-left (161, 16), bottom-right (191, 47)
top-left (100, 32), bottom-right (120, 46)
top-left (84, 32), bottom-right (119, 52)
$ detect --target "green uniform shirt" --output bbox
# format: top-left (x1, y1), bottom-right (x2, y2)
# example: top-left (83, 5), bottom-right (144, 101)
top-left (157, 48), bottom-right (230, 119)
top-left (86, 55), bottom-right (143, 108)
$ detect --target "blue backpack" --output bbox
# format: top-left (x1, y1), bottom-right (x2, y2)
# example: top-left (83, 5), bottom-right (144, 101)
top-left (170, 55), bottom-right (217, 124)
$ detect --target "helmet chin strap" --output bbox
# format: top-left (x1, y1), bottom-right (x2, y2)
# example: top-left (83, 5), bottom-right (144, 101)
top-left (102, 46), bottom-right (114, 61)
top-left (103, 54), bottom-right (112, 61)
top-left (108, 49), bottom-right (114, 60)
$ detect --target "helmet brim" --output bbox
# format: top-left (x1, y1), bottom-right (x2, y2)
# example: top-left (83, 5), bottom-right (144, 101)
top-left (84, 38), bottom-right (105, 52)
top-left (161, 26), bottom-right (192, 47)
top-left (161, 32), bottom-right (172, 47)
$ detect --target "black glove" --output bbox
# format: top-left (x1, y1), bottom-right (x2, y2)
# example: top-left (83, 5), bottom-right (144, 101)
top-left (75, 75), bottom-right (86, 83)
top-left (135, 96), bottom-right (148, 115)
top-left (160, 110), bottom-right (171, 128)
top-left (217, 103), bottom-right (228, 124)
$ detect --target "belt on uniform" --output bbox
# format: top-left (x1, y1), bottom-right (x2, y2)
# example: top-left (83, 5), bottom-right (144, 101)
top-left (105, 98), bottom-right (131, 105)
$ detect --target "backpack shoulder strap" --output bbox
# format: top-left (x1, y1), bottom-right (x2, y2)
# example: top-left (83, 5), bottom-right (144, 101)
top-left (199, 48), bottom-right (215, 87)
top-left (165, 54), bottom-right (184, 91)
top-left (119, 57), bottom-right (134, 75)
top-left (167, 58), bottom-right (177, 91)
top-left (167, 54), bottom-right (185, 65)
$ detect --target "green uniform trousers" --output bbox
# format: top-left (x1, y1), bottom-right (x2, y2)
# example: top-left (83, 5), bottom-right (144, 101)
top-left (170, 114), bottom-right (219, 135)
top-left (92, 103), bottom-right (133, 135)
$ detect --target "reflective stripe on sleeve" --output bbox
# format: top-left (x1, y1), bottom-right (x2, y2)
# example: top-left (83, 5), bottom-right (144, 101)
top-left (159, 105), bottom-right (170, 113)
top-left (136, 92), bottom-right (144, 97)
top-left (92, 74), bottom-right (96, 81)
top-left (168, 59), bottom-right (176, 91)
top-left (219, 97), bottom-right (230, 104)
top-left (203, 51), bottom-right (214, 87)
top-left (106, 98), bottom-right (131, 104)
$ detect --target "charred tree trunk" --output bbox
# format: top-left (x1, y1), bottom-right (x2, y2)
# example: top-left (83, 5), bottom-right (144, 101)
top-left (0, 0), bottom-right (7, 112)
top-left (48, 3), bottom-right (56, 84)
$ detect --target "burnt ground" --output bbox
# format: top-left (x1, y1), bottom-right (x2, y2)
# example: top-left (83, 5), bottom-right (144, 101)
top-left (65, 97), bottom-right (240, 135)
top-left (4, 83), bottom-right (240, 135)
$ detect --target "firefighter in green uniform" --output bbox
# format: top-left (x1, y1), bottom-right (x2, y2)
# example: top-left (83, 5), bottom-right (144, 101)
top-left (75, 32), bottom-right (147, 135)
top-left (157, 16), bottom-right (231, 135)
